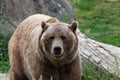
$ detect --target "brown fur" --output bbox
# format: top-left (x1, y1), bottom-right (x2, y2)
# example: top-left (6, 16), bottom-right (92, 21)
top-left (8, 14), bottom-right (81, 80)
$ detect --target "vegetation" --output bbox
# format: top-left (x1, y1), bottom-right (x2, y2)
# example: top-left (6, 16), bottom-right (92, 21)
top-left (0, 31), bottom-right (9, 61)
top-left (0, 61), bottom-right (9, 73)
top-left (0, 2), bottom-right (12, 73)
top-left (70, 0), bottom-right (120, 47)
top-left (0, 3), bottom-right (8, 61)
top-left (82, 58), bottom-right (120, 80)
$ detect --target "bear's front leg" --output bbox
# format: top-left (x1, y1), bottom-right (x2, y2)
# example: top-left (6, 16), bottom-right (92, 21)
top-left (61, 55), bottom-right (81, 80)
top-left (9, 68), bottom-right (28, 80)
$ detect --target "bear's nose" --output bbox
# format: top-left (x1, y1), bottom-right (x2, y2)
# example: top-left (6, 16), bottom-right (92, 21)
top-left (54, 46), bottom-right (61, 55)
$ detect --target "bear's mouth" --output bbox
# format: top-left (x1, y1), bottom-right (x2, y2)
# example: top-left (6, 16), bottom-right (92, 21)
top-left (54, 54), bottom-right (63, 58)
top-left (52, 53), bottom-right (64, 59)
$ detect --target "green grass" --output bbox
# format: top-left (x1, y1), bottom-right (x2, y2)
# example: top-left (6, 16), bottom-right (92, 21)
top-left (70, 0), bottom-right (120, 47)
top-left (0, 31), bottom-right (9, 61)
top-left (82, 59), bottom-right (120, 80)
top-left (0, 61), bottom-right (10, 73)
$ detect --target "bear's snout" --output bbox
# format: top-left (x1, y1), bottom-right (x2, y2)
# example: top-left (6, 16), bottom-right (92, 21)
top-left (53, 46), bottom-right (62, 56)
top-left (51, 38), bottom-right (63, 57)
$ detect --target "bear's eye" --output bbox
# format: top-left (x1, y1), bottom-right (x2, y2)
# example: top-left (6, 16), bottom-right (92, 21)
top-left (49, 36), bottom-right (54, 40)
top-left (61, 35), bottom-right (66, 40)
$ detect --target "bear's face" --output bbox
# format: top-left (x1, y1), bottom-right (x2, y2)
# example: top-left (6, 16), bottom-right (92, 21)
top-left (40, 21), bottom-right (78, 66)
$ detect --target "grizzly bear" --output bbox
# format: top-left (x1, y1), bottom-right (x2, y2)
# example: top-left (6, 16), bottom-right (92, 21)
top-left (8, 14), bottom-right (81, 80)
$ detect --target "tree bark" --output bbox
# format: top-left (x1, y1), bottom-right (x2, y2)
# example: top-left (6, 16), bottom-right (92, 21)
top-left (77, 29), bottom-right (120, 77)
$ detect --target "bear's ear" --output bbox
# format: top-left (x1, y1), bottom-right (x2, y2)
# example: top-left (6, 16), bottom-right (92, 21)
top-left (69, 21), bottom-right (78, 33)
top-left (46, 18), bottom-right (59, 23)
top-left (41, 21), bottom-right (49, 31)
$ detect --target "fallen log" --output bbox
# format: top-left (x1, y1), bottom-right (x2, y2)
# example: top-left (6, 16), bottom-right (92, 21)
top-left (77, 29), bottom-right (120, 77)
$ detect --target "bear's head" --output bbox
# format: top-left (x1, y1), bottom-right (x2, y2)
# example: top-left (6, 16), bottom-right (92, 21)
top-left (40, 20), bottom-right (78, 66)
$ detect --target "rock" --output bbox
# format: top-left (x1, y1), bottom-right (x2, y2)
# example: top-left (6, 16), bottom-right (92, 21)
top-left (3, 0), bottom-right (75, 27)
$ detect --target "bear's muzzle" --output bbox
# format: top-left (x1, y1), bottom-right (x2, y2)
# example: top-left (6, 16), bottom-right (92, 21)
top-left (53, 46), bottom-right (62, 56)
